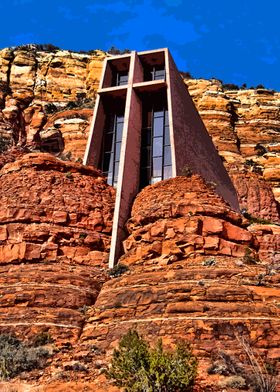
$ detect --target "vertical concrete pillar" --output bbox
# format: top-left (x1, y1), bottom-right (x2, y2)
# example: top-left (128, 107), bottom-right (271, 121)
top-left (83, 95), bottom-right (105, 166)
top-left (164, 48), bottom-right (177, 177)
top-left (83, 58), bottom-right (109, 166)
top-left (108, 52), bottom-right (142, 268)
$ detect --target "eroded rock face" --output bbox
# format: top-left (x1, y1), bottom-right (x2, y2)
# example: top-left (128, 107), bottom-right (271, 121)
top-left (231, 171), bottom-right (280, 224)
top-left (186, 79), bottom-right (280, 205)
top-left (1, 47), bottom-right (279, 222)
top-left (0, 152), bottom-right (115, 343)
top-left (0, 48), bottom-right (279, 390)
top-left (0, 169), bottom-right (278, 391)
top-left (80, 176), bottom-right (280, 391)
top-left (1, 46), bottom-right (280, 209)
top-left (0, 47), bottom-right (104, 159)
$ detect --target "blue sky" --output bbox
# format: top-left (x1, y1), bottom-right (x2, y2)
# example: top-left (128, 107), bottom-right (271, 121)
top-left (1, 0), bottom-right (280, 89)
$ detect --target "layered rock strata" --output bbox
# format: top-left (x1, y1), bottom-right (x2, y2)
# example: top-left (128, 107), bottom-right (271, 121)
top-left (0, 46), bottom-right (279, 218)
top-left (0, 47), bottom-right (104, 158)
top-left (80, 176), bottom-right (280, 390)
top-left (186, 79), bottom-right (280, 204)
top-left (0, 153), bottom-right (115, 342)
top-left (0, 46), bottom-right (280, 208)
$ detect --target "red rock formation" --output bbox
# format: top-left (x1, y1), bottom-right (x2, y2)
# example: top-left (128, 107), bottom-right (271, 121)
top-left (248, 224), bottom-right (280, 264)
top-left (1, 46), bottom-right (279, 212)
top-left (0, 47), bottom-right (279, 390)
top-left (231, 171), bottom-right (280, 224)
top-left (0, 47), bottom-right (104, 159)
top-left (0, 153), bottom-right (115, 343)
top-left (39, 108), bottom-right (93, 160)
top-left (186, 79), bottom-right (280, 205)
top-left (80, 176), bottom-right (280, 391)
top-left (0, 165), bottom-right (278, 390)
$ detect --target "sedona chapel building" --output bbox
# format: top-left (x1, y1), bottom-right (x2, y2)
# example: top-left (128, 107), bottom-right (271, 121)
top-left (83, 48), bottom-right (239, 267)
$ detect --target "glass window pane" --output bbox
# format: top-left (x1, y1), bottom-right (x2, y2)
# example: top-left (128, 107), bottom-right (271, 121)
top-left (153, 137), bottom-right (163, 157)
top-left (108, 154), bottom-right (113, 172)
top-left (115, 142), bottom-right (121, 161)
top-left (154, 110), bottom-right (164, 118)
top-left (153, 117), bottom-right (164, 137)
top-left (113, 162), bottom-right (119, 185)
top-left (164, 146), bottom-right (171, 166)
top-left (154, 70), bottom-right (165, 80)
top-left (107, 171), bottom-right (113, 186)
top-left (151, 176), bottom-right (162, 184)
top-left (105, 115), bottom-right (115, 131)
top-left (116, 115), bottom-right (124, 124)
top-left (140, 167), bottom-right (151, 188)
top-left (164, 110), bottom-right (169, 122)
top-left (116, 122), bottom-right (123, 142)
top-left (164, 126), bottom-right (170, 145)
top-left (119, 74), bottom-right (128, 85)
top-left (153, 157), bottom-right (162, 178)
top-left (163, 165), bottom-right (172, 180)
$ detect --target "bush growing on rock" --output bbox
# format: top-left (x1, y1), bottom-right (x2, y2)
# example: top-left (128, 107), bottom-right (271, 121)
top-left (0, 334), bottom-right (51, 380)
top-left (0, 137), bottom-right (11, 154)
top-left (105, 329), bottom-right (198, 391)
top-left (108, 263), bottom-right (129, 278)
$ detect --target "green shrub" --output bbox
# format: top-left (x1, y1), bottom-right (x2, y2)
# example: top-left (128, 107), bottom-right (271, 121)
top-left (60, 152), bottom-right (72, 162)
top-left (105, 330), bottom-right (197, 391)
top-left (65, 171), bottom-right (73, 179)
top-left (0, 137), bottom-right (11, 154)
top-left (180, 166), bottom-right (192, 177)
top-left (107, 46), bottom-right (131, 55)
top-left (108, 263), bottom-right (129, 278)
top-left (180, 71), bottom-right (193, 79)
top-left (0, 334), bottom-right (50, 380)
top-left (44, 103), bottom-right (59, 115)
top-left (243, 248), bottom-right (259, 265)
top-left (33, 332), bottom-right (53, 347)
top-left (202, 257), bottom-right (216, 267)
top-left (243, 212), bottom-right (274, 225)
top-left (223, 83), bottom-right (240, 90)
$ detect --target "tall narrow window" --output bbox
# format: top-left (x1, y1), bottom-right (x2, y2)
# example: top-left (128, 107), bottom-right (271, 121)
top-left (101, 112), bottom-right (124, 187)
top-left (140, 93), bottom-right (171, 188)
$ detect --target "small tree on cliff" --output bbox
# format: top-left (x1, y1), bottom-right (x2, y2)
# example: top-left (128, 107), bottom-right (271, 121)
top-left (105, 330), bottom-right (198, 392)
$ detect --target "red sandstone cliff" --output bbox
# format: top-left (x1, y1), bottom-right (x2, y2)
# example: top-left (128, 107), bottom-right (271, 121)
top-left (0, 153), bottom-right (115, 343)
top-left (0, 46), bottom-right (279, 391)
top-left (0, 46), bottom-right (279, 223)
top-left (0, 157), bottom-right (278, 391)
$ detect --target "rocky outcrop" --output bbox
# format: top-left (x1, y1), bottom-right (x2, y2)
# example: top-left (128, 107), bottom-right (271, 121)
top-left (0, 153), bottom-right (115, 343)
top-left (0, 164), bottom-right (278, 390)
top-left (80, 176), bottom-right (280, 390)
top-left (231, 171), bottom-right (280, 224)
top-left (1, 46), bottom-right (279, 221)
top-left (0, 46), bottom-right (104, 159)
top-left (0, 48), bottom-right (279, 390)
top-left (39, 108), bottom-right (93, 160)
top-left (186, 79), bottom-right (280, 205)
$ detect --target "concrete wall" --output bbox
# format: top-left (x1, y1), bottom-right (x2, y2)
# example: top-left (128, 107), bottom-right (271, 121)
top-left (167, 51), bottom-right (239, 211)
